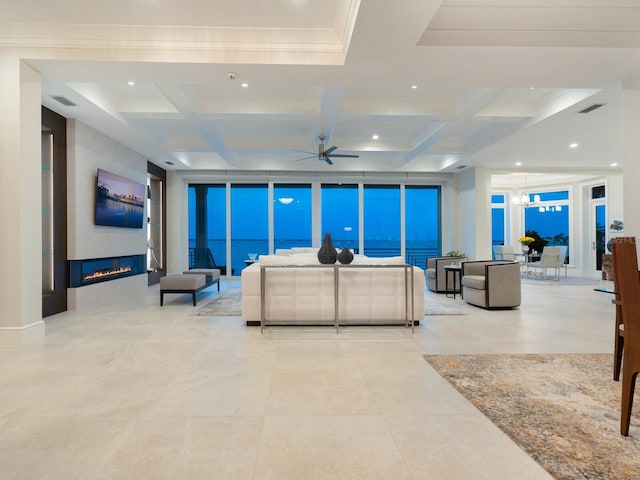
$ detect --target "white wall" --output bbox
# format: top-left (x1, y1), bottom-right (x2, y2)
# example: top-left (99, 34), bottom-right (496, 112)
top-left (623, 88), bottom-right (640, 238)
top-left (66, 120), bottom-right (148, 310)
top-left (0, 54), bottom-right (42, 334)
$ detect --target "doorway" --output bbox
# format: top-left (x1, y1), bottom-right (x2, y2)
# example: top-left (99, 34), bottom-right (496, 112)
top-left (590, 184), bottom-right (606, 277)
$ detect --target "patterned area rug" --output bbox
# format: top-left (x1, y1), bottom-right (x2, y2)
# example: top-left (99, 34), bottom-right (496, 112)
top-left (194, 287), bottom-right (242, 316)
top-left (423, 353), bottom-right (640, 480)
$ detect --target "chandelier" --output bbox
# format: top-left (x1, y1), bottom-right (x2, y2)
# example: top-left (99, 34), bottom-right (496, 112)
top-left (516, 192), bottom-right (540, 207)
top-left (513, 176), bottom-right (540, 207)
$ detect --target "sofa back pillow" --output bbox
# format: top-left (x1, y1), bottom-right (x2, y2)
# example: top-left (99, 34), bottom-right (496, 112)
top-left (350, 255), bottom-right (405, 265)
top-left (291, 247), bottom-right (319, 254)
top-left (259, 254), bottom-right (320, 266)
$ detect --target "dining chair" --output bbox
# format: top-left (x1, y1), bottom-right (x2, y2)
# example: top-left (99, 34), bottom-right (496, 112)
top-left (557, 245), bottom-right (568, 278)
top-left (611, 236), bottom-right (640, 436)
top-left (501, 245), bottom-right (516, 261)
top-left (529, 246), bottom-right (561, 280)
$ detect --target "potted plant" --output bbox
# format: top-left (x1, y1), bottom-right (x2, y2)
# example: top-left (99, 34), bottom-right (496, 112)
top-left (518, 236), bottom-right (535, 253)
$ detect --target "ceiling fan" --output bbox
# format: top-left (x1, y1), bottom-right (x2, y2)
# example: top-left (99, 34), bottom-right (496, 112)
top-left (294, 135), bottom-right (359, 165)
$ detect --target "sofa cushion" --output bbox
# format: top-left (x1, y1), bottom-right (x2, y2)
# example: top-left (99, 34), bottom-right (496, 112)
top-left (426, 269), bottom-right (436, 279)
top-left (161, 274), bottom-right (206, 290)
top-left (291, 247), bottom-right (319, 254)
top-left (350, 255), bottom-right (405, 265)
top-left (259, 254), bottom-right (319, 266)
top-left (462, 274), bottom-right (485, 290)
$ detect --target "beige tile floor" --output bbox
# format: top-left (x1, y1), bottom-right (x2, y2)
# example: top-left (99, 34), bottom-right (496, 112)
top-left (0, 277), bottom-right (614, 479)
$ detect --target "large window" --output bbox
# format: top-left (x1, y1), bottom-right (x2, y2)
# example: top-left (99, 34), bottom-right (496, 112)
top-left (405, 186), bottom-right (440, 268)
top-left (321, 184), bottom-right (359, 251)
top-left (231, 184), bottom-right (268, 275)
top-left (491, 193), bottom-right (506, 247)
top-left (188, 181), bottom-right (443, 275)
top-left (188, 184), bottom-right (227, 273)
top-left (274, 183), bottom-right (312, 251)
top-left (364, 185), bottom-right (400, 257)
top-left (524, 190), bottom-right (569, 259)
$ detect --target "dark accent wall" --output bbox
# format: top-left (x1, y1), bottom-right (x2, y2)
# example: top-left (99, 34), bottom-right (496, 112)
top-left (42, 107), bottom-right (68, 317)
top-left (147, 161), bottom-right (167, 286)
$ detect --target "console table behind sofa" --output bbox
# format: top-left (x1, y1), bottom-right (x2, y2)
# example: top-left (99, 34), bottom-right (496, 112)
top-left (241, 263), bottom-right (425, 331)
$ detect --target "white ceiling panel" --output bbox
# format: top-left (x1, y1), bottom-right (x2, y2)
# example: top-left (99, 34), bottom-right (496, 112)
top-left (10, 0), bottom-right (636, 174)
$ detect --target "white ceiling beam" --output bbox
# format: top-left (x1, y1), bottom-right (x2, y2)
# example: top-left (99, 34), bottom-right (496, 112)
top-left (395, 88), bottom-right (504, 166)
top-left (318, 86), bottom-right (346, 143)
top-left (157, 84), bottom-right (235, 165)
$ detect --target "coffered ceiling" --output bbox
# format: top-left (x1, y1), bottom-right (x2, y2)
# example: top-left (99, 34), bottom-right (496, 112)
top-left (4, 0), bottom-right (640, 174)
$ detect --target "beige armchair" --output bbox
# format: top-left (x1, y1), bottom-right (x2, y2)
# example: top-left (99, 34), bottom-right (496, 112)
top-left (426, 256), bottom-right (467, 293)
top-left (461, 260), bottom-right (521, 309)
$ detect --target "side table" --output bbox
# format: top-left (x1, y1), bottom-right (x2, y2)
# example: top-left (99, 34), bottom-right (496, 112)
top-left (444, 264), bottom-right (462, 299)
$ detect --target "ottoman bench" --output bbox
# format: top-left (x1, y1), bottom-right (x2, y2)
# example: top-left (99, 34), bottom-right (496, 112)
top-left (182, 268), bottom-right (220, 291)
top-left (160, 274), bottom-right (208, 306)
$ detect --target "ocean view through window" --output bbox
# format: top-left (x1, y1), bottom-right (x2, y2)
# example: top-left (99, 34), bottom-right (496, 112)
top-left (189, 182), bottom-right (441, 275)
top-left (274, 183), bottom-right (312, 252)
top-left (405, 186), bottom-right (440, 269)
top-left (364, 185), bottom-right (400, 258)
top-left (524, 189), bottom-right (570, 260)
top-left (321, 184), bottom-right (359, 251)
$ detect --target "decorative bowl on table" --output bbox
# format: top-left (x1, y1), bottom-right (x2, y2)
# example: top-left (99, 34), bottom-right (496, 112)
top-left (248, 253), bottom-right (257, 261)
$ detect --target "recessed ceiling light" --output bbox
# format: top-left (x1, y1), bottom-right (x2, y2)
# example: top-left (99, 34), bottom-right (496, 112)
top-left (372, 134), bottom-right (379, 140)
top-left (515, 161), bottom-right (522, 166)
top-left (529, 87), bottom-right (535, 90)
top-left (611, 162), bottom-right (618, 167)
top-left (411, 85), bottom-right (417, 89)
top-left (127, 81), bottom-right (135, 86)
top-left (569, 143), bottom-right (579, 149)
top-left (241, 83), bottom-right (249, 88)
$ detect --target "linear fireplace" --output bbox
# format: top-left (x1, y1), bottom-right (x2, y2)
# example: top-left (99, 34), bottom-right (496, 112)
top-left (69, 254), bottom-right (146, 287)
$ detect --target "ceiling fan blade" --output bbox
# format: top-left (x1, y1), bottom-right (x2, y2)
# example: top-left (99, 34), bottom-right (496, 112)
top-left (324, 157), bottom-right (334, 165)
top-left (323, 146), bottom-right (338, 156)
top-left (291, 149), bottom-right (316, 154)
top-left (294, 155), bottom-right (318, 162)
top-left (326, 154), bottom-right (359, 158)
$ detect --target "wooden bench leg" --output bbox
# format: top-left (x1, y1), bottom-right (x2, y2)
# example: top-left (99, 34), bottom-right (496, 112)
top-left (160, 292), bottom-right (164, 306)
top-left (192, 291), bottom-right (197, 306)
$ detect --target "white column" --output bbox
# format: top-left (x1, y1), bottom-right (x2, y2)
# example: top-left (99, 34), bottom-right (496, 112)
top-left (622, 87), bottom-right (640, 238)
top-left (456, 166), bottom-right (492, 260)
top-left (0, 51), bottom-right (43, 339)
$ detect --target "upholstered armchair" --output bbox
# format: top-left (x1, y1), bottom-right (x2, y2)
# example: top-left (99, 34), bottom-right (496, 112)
top-left (461, 260), bottom-right (521, 309)
top-left (426, 256), bottom-right (467, 293)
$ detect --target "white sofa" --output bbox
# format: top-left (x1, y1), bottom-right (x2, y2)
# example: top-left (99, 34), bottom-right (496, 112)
top-left (241, 253), bottom-right (425, 326)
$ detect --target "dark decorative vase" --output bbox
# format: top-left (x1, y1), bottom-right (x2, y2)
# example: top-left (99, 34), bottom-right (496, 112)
top-left (337, 247), bottom-right (354, 265)
top-left (317, 233), bottom-right (337, 264)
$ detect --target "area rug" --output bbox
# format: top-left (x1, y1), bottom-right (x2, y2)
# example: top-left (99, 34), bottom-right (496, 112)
top-left (423, 297), bottom-right (466, 315)
top-left (194, 287), bottom-right (465, 316)
top-left (423, 353), bottom-right (640, 480)
top-left (521, 276), bottom-right (600, 286)
top-left (194, 287), bottom-right (242, 316)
